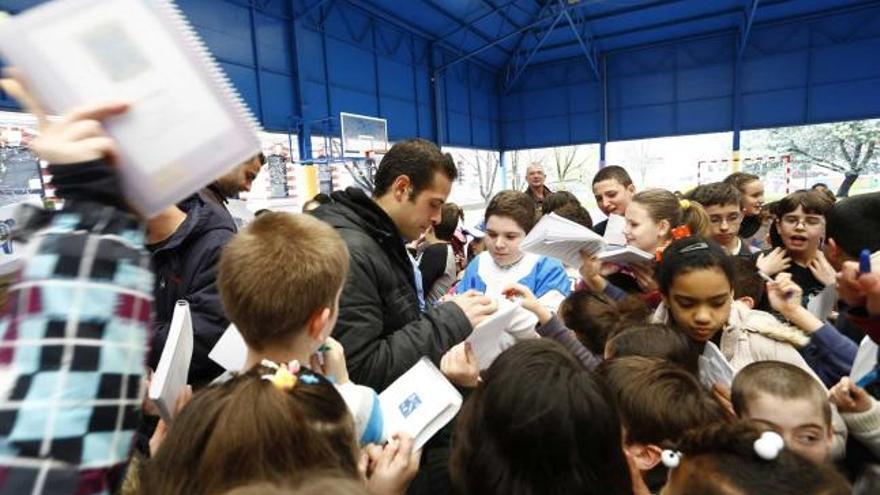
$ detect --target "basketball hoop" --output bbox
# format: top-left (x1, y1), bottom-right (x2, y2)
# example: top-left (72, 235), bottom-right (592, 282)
top-left (363, 148), bottom-right (387, 162)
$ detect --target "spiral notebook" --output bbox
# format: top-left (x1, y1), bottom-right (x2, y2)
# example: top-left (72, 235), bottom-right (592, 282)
top-left (149, 300), bottom-right (193, 423)
top-left (521, 213), bottom-right (606, 268)
top-left (0, 0), bottom-right (261, 216)
top-left (597, 245), bottom-right (654, 266)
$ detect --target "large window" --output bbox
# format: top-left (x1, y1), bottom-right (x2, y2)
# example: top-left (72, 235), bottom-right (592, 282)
top-left (741, 119), bottom-right (880, 199)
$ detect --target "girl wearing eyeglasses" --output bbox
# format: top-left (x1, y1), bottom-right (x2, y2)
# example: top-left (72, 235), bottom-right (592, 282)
top-left (756, 191), bottom-right (836, 309)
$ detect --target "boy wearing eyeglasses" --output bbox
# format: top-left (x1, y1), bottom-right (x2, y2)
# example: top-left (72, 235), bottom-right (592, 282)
top-left (686, 182), bottom-right (758, 257)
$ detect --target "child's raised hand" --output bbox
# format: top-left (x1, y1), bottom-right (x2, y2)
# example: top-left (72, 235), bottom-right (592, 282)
top-left (756, 247), bottom-right (791, 277)
top-left (363, 433), bottom-right (422, 495)
top-left (630, 263), bottom-right (658, 293)
top-left (837, 261), bottom-right (867, 308)
top-left (808, 251), bottom-right (836, 287)
top-left (711, 383), bottom-right (737, 421)
top-left (501, 283), bottom-right (537, 308)
top-left (578, 251), bottom-right (606, 292)
top-left (1, 69), bottom-right (128, 165)
top-left (767, 272), bottom-right (803, 315)
top-left (502, 283), bottom-right (553, 325)
top-left (829, 377), bottom-right (873, 414)
top-left (837, 260), bottom-right (880, 316)
top-left (148, 384), bottom-right (192, 455)
top-left (440, 342), bottom-right (480, 388)
top-left (450, 290), bottom-right (498, 327)
top-left (310, 336), bottom-right (349, 384)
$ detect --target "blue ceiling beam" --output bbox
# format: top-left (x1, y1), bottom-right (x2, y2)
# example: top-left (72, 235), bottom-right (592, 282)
top-left (298, 0), bottom-right (335, 20)
top-left (738, 0), bottom-right (761, 60)
top-left (478, 0), bottom-right (523, 33)
top-left (560, 0), bottom-right (600, 80)
top-left (342, 0), bottom-right (497, 72)
top-left (533, 0), bottom-right (798, 55)
top-left (520, 0), bottom-right (690, 37)
top-left (504, 8), bottom-right (567, 91)
top-left (504, 1), bottom-right (560, 69)
top-left (419, 0), bottom-right (511, 55)
top-left (434, 4), bottom-right (561, 73)
top-left (523, 0), bottom-right (880, 70)
top-left (439, 0), bottom-right (520, 40)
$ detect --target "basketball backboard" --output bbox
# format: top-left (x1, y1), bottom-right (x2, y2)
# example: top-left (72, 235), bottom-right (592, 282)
top-left (340, 112), bottom-right (387, 158)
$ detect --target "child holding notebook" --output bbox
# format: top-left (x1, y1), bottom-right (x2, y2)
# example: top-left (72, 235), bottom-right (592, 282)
top-left (0, 77), bottom-right (156, 495)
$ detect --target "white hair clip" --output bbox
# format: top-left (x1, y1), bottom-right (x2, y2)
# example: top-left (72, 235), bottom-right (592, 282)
top-left (661, 449), bottom-right (682, 468)
top-left (753, 431), bottom-right (785, 460)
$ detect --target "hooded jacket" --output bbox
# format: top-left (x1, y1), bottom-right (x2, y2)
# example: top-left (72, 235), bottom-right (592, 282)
top-left (311, 187), bottom-right (471, 390)
top-left (653, 300), bottom-right (812, 373)
top-left (653, 300), bottom-right (849, 458)
top-left (148, 194), bottom-right (235, 385)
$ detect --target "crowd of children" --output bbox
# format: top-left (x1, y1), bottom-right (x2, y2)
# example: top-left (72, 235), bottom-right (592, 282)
top-left (4, 71), bottom-right (880, 495)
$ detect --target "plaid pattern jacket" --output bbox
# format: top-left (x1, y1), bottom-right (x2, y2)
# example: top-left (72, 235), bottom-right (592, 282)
top-left (0, 163), bottom-right (153, 495)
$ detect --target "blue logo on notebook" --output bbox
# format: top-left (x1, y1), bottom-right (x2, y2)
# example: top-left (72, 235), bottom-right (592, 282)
top-left (399, 393), bottom-right (422, 418)
top-left (0, 219), bottom-right (15, 255)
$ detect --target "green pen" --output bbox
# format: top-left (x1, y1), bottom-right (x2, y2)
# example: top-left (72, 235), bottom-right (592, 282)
top-left (316, 343), bottom-right (331, 367)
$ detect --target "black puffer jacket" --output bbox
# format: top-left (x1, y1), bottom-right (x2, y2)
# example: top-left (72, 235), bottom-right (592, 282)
top-left (147, 194), bottom-right (234, 386)
top-left (312, 187), bottom-right (472, 390)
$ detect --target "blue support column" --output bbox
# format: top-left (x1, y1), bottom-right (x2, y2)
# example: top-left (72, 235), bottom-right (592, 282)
top-left (430, 45), bottom-right (446, 146)
top-left (370, 18), bottom-right (382, 117)
top-left (732, 38), bottom-right (744, 171)
top-left (499, 150), bottom-right (508, 190)
top-left (247, 3), bottom-right (265, 123)
top-left (288, 0), bottom-right (311, 162)
top-left (733, 0), bottom-right (760, 172)
top-left (410, 34), bottom-right (421, 137)
top-left (497, 87), bottom-right (507, 189)
top-left (599, 55), bottom-right (608, 167)
top-left (467, 64), bottom-right (474, 147)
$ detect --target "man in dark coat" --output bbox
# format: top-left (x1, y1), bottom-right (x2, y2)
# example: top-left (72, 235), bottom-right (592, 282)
top-left (311, 139), bottom-right (495, 390)
top-left (312, 138), bottom-right (495, 495)
top-left (146, 154), bottom-right (263, 386)
top-left (524, 162), bottom-right (552, 213)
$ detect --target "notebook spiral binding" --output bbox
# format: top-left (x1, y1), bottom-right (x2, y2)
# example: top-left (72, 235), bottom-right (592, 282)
top-left (156, 0), bottom-right (263, 135)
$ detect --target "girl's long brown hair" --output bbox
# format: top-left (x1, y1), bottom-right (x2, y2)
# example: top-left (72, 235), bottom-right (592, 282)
top-left (140, 366), bottom-right (359, 495)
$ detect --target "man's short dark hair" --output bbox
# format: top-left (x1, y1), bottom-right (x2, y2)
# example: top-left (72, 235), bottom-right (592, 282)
top-left (686, 182), bottom-right (741, 209)
top-left (372, 139), bottom-right (457, 198)
top-left (592, 165), bottom-right (633, 187)
top-left (826, 192), bottom-right (880, 258)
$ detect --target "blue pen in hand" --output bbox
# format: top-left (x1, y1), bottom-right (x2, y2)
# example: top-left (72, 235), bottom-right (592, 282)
top-left (758, 270), bottom-right (795, 300)
top-left (860, 249), bottom-right (872, 275)
top-left (856, 368), bottom-right (879, 389)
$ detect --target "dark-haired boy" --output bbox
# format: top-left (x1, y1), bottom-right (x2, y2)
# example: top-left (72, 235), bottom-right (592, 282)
top-left (687, 182), bottom-right (757, 256)
top-left (599, 357), bottom-right (726, 493)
